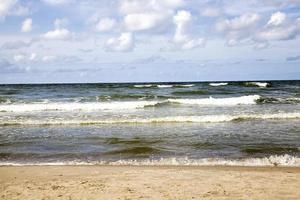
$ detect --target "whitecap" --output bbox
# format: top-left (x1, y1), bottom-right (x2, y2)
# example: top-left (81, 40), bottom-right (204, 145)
top-left (209, 83), bottom-right (228, 86)
top-left (168, 95), bottom-right (260, 106)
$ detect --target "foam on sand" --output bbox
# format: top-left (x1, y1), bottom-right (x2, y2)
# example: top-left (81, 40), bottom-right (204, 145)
top-left (1, 154), bottom-right (299, 167)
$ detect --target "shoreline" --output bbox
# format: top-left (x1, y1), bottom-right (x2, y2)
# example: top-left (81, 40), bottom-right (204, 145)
top-left (1, 166), bottom-right (299, 199)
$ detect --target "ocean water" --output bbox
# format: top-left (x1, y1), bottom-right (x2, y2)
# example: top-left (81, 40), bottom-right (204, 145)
top-left (0, 80), bottom-right (299, 166)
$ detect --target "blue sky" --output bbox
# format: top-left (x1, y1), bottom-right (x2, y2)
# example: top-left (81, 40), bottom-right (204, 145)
top-left (0, 0), bottom-right (300, 83)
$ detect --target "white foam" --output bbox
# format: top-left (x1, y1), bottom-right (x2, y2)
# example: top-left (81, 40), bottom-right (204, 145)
top-left (176, 84), bottom-right (194, 87)
top-left (157, 85), bottom-right (173, 88)
top-left (0, 95), bottom-right (262, 112)
top-left (109, 155), bottom-right (300, 167)
top-left (1, 155), bottom-right (299, 167)
top-left (209, 82), bottom-right (228, 86)
top-left (246, 82), bottom-right (269, 87)
top-left (168, 95), bottom-right (260, 106)
top-left (2, 112), bottom-right (300, 125)
top-left (0, 101), bottom-right (160, 112)
top-left (133, 84), bottom-right (153, 88)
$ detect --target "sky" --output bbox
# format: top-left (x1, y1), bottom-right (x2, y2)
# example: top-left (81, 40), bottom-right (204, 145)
top-left (0, 0), bottom-right (300, 83)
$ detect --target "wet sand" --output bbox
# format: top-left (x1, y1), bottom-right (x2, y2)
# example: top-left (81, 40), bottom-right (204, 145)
top-left (0, 166), bottom-right (299, 199)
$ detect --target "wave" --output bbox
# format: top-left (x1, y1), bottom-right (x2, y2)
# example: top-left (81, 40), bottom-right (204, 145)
top-left (1, 155), bottom-right (299, 167)
top-left (97, 94), bottom-right (162, 101)
top-left (244, 82), bottom-right (270, 88)
top-left (133, 84), bottom-right (154, 88)
top-left (174, 84), bottom-right (194, 88)
top-left (0, 101), bottom-right (160, 112)
top-left (168, 95), bottom-right (260, 106)
top-left (133, 84), bottom-right (194, 88)
top-left (1, 112), bottom-right (300, 126)
top-left (258, 97), bottom-right (300, 104)
top-left (157, 85), bottom-right (173, 88)
top-left (0, 95), bottom-right (260, 112)
top-left (172, 90), bottom-right (208, 95)
top-left (0, 97), bottom-right (11, 104)
top-left (2, 95), bottom-right (299, 113)
top-left (209, 83), bottom-right (228, 87)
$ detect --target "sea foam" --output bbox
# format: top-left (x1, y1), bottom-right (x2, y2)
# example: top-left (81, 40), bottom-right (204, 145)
top-left (1, 155), bottom-right (299, 167)
top-left (168, 95), bottom-right (260, 106)
top-left (133, 84), bottom-right (153, 88)
top-left (1, 112), bottom-right (300, 125)
top-left (157, 85), bottom-right (173, 88)
top-left (209, 82), bottom-right (228, 86)
top-left (0, 95), bottom-right (261, 112)
top-left (0, 101), bottom-right (160, 112)
top-left (245, 82), bottom-right (269, 87)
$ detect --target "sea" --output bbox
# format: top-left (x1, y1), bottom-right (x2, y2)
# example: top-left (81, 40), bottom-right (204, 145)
top-left (0, 80), bottom-right (299, 167)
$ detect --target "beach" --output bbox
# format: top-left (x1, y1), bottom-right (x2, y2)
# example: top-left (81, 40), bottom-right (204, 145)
top-left (1, 166), bottom-right (299, 200)
top-left (1, 81), bottom-right (300, 199)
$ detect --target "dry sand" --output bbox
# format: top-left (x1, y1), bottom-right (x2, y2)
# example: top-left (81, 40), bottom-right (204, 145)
top-left (0, 166), bottom-right (299, 200)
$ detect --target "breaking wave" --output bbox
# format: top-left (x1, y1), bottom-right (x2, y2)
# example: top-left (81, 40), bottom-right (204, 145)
top-left (257, 97), bottom-right (300, 104)
top-left (1, 112), bottom-right (300, 126)
top-left (0, 101), bottom-right (160, 112)
top-left (244, 82), bottom-right (270, 87)
top-left (133, 84), bottom-right (154, 88)
top-left (157, 85), bottom-right (173, 88)
top-left (209, 83), bottom-right (228, 87)
top-left (175, 84), bottom-right (194, 87)
top-left (1, 155), bottom-right (299, 167)
top-left (133, 84), bottom-right (194, 88)
top-left (168, 95), bottom-right (260, 106)
top-left (2, 95), bottom-right (300, 113)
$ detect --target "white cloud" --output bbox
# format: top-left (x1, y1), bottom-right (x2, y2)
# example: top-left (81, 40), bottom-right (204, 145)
top-left (254, 42), bottom-right (269, 50)
top-left (173, 10), bottom-right (205, 50)
top-left (201, 8), bottom-right (220, 17)
top-left (95, 18), bottom-right (116, 32)
top-left (105, 32), bottom-right (134, 52)
top-left (42, 28), bottom-right (72, 40)
top-left (0, 0), bottom-right (28, 21)
top-left (160, 0), bottom-right (184, 8)
top-left (257, 26), bottom-right (299, 41)
top-left (216, 13), bottom-right (260, 31)
top-left (257, 15), bottom-right (300, 41)
top-left (12, 53), bottom-right (37, 63)
top-left (215, 13), bottom-right (261, 46)
top-left (21, 18), bottom-right (32, 32)
top-left (1, 40), bottom-right (32, 49)
top-left (42, 55), bottom-right (56, 62)
top-left (29, 53), bottom-right (37, 61)
top-left (13, 54), bottom-right (25, 62)
top-left (119, 0), bottom-right (183, 14)
top-left (0, 0), bottom-right (16, 21)
top-left (119, 0), bottom-right (182, 33)
top-left (54, 18), bottom-right (69, 29)
top-left (42, 0), bottom-right (73, 6)
top-left (267, 12), bottom-right (286, 26)
top-left (124, 12), bottom-right (169, 31)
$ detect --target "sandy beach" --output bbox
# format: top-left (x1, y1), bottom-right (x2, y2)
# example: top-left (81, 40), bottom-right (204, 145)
top-left (0, 166), bottom-right (299, 200)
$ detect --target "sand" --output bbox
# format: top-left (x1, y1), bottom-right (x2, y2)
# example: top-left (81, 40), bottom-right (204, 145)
top-left (0, 166), bottom-right (299, 200)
